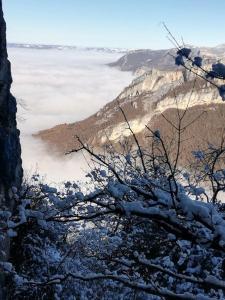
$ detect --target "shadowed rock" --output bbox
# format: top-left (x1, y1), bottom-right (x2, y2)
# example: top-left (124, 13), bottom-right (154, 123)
top-left (0, 1), bottom-right (23, 298)
top-left (0, 0), bottom-right (22, 207)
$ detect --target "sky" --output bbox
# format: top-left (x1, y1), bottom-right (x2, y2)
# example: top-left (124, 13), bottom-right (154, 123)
top-left (3, 0), bottom-right (225, 49)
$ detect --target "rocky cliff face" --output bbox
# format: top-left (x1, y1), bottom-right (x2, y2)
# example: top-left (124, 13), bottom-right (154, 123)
top-left (0, 2), bottom-right (23, 297)
top-left (0, 0), bottom-right (22, 206)
top-left (117, 68), bottom-right (184, 99)
top-left (36, 61), bottom-right (225, 162)
top-left (35, 42), bottom-right (225, 167)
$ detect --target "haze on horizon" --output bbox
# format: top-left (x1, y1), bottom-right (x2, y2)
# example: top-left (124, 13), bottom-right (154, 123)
top-left (3, 0), bottom-right (225, 50)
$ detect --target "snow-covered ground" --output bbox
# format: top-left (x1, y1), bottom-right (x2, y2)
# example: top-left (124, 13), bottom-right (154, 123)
top-left (8, 48), bottom-right (133, 183)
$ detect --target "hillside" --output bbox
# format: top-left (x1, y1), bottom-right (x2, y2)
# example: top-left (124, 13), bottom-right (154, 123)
top-left (36, 58), bottom-right (225, 164)
top-left (108, 46), bottom-right (225, 72)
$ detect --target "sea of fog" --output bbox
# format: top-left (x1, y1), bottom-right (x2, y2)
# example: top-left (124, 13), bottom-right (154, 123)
top-left (8, 48), bottom-right (133, 184)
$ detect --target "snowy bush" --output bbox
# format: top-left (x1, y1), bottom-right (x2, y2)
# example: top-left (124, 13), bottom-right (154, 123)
top-left (163, 23), bottom-right (225, 101)
top-left (0, 112), bottom-right (225, 299)
top-left (1, 29), bottom-right (225, 297)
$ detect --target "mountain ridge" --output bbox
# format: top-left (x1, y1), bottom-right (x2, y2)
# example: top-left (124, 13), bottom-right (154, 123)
top-left (8, 43), bottom-right (129, 54)
top-left (35, 45), bottom-right (225, 164)
top-left (109, 46), bottom-right (225, 72)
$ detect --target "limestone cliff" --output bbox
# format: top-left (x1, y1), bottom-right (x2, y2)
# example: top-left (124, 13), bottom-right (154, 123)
top-left (0, 2), bottom-right (23, 298)
top-left (0, 0), bottom-right (22, 206)
top-left (36, 63), bottom-right (225, 163)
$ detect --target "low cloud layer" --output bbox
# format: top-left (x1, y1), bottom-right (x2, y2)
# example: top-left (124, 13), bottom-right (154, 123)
top-left (8, 48), bottom-right (133, 183)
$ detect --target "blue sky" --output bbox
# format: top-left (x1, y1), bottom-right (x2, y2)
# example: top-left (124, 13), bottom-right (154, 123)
top-left (3, 0), bottom-right (225, 49)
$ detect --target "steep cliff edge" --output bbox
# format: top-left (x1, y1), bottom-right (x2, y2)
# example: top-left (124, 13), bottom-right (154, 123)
top-left (0, 1), bottom-right (23, 298)
top-left (0, 0), bottom-right (22, 206)
top-left (36, 63), bottom-right (225, 162)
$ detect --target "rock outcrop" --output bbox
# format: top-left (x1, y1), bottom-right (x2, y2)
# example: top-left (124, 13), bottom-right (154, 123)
top-left (0, 0), bottom-right (22, 206)
top-left (36, 63), bottom-right (225, 162)
top-left (0, 1), bottom-right (23, 298)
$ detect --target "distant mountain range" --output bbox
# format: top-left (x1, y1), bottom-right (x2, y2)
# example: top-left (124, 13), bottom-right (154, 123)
top-left (9, 43), bottom-right (225, 61)
top-left (7, 43), bottom-right (128, 54)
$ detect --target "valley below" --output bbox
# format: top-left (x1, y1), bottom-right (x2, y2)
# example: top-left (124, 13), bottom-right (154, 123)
top-left (8, 44), bottom-right (225, 184)
top-left (8, 46), bottom-right (134, 182)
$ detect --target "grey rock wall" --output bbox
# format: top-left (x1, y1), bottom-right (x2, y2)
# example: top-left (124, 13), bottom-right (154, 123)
top-left (0, 1), bottom-right (23, 298)
top-left (0, 0), bottom-right (23, 207)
